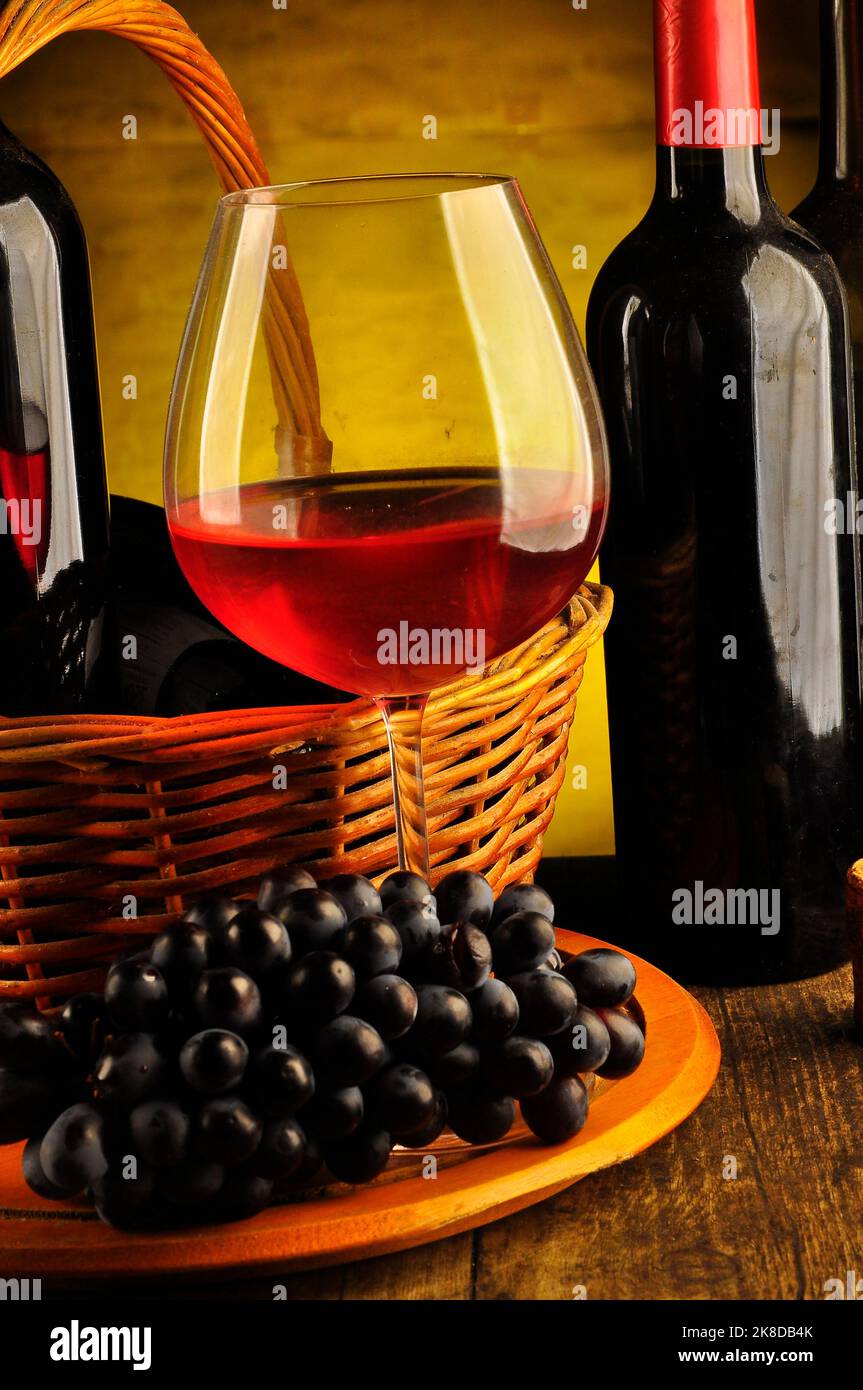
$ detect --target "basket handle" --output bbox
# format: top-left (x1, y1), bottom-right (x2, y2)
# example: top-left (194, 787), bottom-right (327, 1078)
top-left (0, 0), bottom-right (330, 457)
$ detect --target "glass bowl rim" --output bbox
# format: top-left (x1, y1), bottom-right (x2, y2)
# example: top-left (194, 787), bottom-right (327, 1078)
top-left (220, 172), bottom-right (517, 210)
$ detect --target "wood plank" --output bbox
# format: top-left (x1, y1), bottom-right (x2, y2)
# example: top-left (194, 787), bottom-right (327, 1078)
top-left (340, 1234), bottom-right (474, 1301)
top-left (7, 929), bottom-right (850, 1300)
top-left (474, 966), bottom-right (861, 1300)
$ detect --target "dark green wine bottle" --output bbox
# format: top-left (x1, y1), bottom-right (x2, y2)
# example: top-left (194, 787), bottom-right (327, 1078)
top-left (0, 116), bottom-right (109, 715)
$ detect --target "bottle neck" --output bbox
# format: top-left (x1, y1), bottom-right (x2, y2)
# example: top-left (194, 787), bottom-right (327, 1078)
top-left (653, 0), bottom-right (768, 218)
top-left (654, 146), bottom-right (771, 221)
top-left (817, 0), bottom-right (863, 186)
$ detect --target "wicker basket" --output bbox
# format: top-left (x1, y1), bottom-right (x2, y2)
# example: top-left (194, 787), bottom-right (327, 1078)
top-left (0, 584), bottom-right (611, 1005)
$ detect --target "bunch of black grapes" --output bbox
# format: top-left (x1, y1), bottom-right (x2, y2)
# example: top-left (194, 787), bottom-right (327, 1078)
top-left (0, 868), bottom-right (644, 1228)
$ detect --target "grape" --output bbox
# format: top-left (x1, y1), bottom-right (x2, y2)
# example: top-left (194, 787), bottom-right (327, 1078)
top-left (434, 870), bottom-right (494, 929)
top-left (216, 1168), bottom-right (273, 1219)
top-left (40, 1103), bottom-right (109, 1192)
top-left (283, 951), bottom-right (355, 1026)
top-left (426, 1041), bottom-right (481, 1088)
top-left (149, 923), bottom-right (213, 987)
top-left (522, 1075), bottom-right (589, 1143)
top-left (129, 1099), bottom-right (191, 1168)
top-left (180, 1029), bottom-right (248, 1096)
top-left (384, 900), bottom-right (441, 973)
top-left (338, 914), bottom-right (402, 980)
top-left (367, 1063), bottom-right (435, 1135)
top-left (159, 1157), bottom-right (224, 1206)
top-left (490, 882), bottom-right (555, 929)
top-left (182, 893), bottom-right (240, 935)
top-left (248, 1044), bottom-right (315, 1116)
top-left (627, 994), bottom-right (647, 1038)
top-left (549, 1005), bottom-right (611, 1076)
top-left (59, 992), bottom-right (108, 1065)
top-left (252, 1116), bottom-right (306, 1179)
top-left (303, 1086), bottom-right (364, 1141)
top-left (563, 948), bottom-right (637, 1008)
top-left (594, 1009), bottom-right (646, 1079)
top-left (0, 1002), bottom-right (66, 1071)
top-left (223, 905), bottom-right (291, 979)
top-left (447, 1086), bottom-right (515, 1144)
top-left (277, 888), bottom-right (347, 953)
top-left (353, 975), bottom-right (417, 1040)
top-left (508, 969), bottom-right (577, 1037)
top-left (324, 1127), bottom-right (392, 1183)
top-left (105, 959), bottom-right (170, 1032)
top-left (22, 1135), bottom-right (70, 1199)
top-left (92, 1165), bottom-right (157, 1228)
top-left (0, 1068), bottom-right (72, 1143)
top-left (93, 1034), bottom-right (167, 1108)
top-left (7, 863), bottom-right (640, 1224)
top-left (257, 866), bottom-right (316, 916)
top-left (483, 1037), bottom-right (554, 1099)
top-left (426, 922), bottom-right (491, 993)
top-left (395, 1091), bottom-right (448, 1148)
top-left (320, 873), bottom-right (382, 922)
top-left (379, 870), bottom-right (435, 912)
top-left (377, 1040), bottom-right (396, 1071)
top-left (408, 984), bottom-right (472, 1058)
top-left (312, 1015), bottom-right (386, 1088)
top-left (470, 978), bottom-right (519, 1044)
top-left (193, 968), bottom-right (262, 1035)
top-left (277, 1131), bottom-right (323, 1187)
top-left (196, 1097), bottom-right (262, 1166)
top-left (490, 911), bottom-right (555, 977)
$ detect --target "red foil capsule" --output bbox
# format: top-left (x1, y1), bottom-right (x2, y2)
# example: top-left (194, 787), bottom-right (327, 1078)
top-left (654, 0), bottom-right (763, 147)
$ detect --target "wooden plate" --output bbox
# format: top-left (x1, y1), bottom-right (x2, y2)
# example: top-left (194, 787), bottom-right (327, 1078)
top-left (0, 930), bottom-right (719, 1283)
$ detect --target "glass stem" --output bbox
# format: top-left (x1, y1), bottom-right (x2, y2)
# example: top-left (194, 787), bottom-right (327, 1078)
top-left (376, 694), bottom-right (430, 879)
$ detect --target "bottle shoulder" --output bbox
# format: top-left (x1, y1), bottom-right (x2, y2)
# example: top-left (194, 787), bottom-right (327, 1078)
top-left (793, 180), bottom-right (863, 224)
top-left (588, 202), bottom-right (847, 328)
top-left (0, 137), bottom-right (84, 245)
top-left (792, 185), bottom-right (863, 285)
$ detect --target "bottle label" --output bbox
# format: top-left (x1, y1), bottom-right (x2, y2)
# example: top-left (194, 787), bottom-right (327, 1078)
top-left (655, 0), bottom-right (763, 147)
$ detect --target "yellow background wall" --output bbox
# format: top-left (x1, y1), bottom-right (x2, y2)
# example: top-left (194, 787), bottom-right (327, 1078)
top-left (0, 0), bottom-right (824, 855)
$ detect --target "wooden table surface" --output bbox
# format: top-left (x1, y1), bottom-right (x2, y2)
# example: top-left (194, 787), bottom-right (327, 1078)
top-left (70, 860), bottom-right (854, 1304)
top-left (133, 963), bottom-right (844, 1301)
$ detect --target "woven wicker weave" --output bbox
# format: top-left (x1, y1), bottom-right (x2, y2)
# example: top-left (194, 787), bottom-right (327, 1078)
top-left (0, 585), bottom-right (611, 1003)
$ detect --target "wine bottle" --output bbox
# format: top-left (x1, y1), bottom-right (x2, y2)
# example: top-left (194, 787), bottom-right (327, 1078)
top-left (109, 496), bottom-right (351, 716)
top-left (0, 116), bottom-right (109, 716)
top-left (793, 0), bottom-right (863, 466)
top-left (586, 0), bottom-right (863, 983)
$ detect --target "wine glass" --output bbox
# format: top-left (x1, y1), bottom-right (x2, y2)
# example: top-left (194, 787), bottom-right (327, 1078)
top-left (164, 174), bottom-right (608, 880)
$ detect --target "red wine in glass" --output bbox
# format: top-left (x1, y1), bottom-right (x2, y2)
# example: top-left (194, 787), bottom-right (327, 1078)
top-left (170, 467), bottom-right (605, 697)
top-left (164, 175), bottom-right (611, 875)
